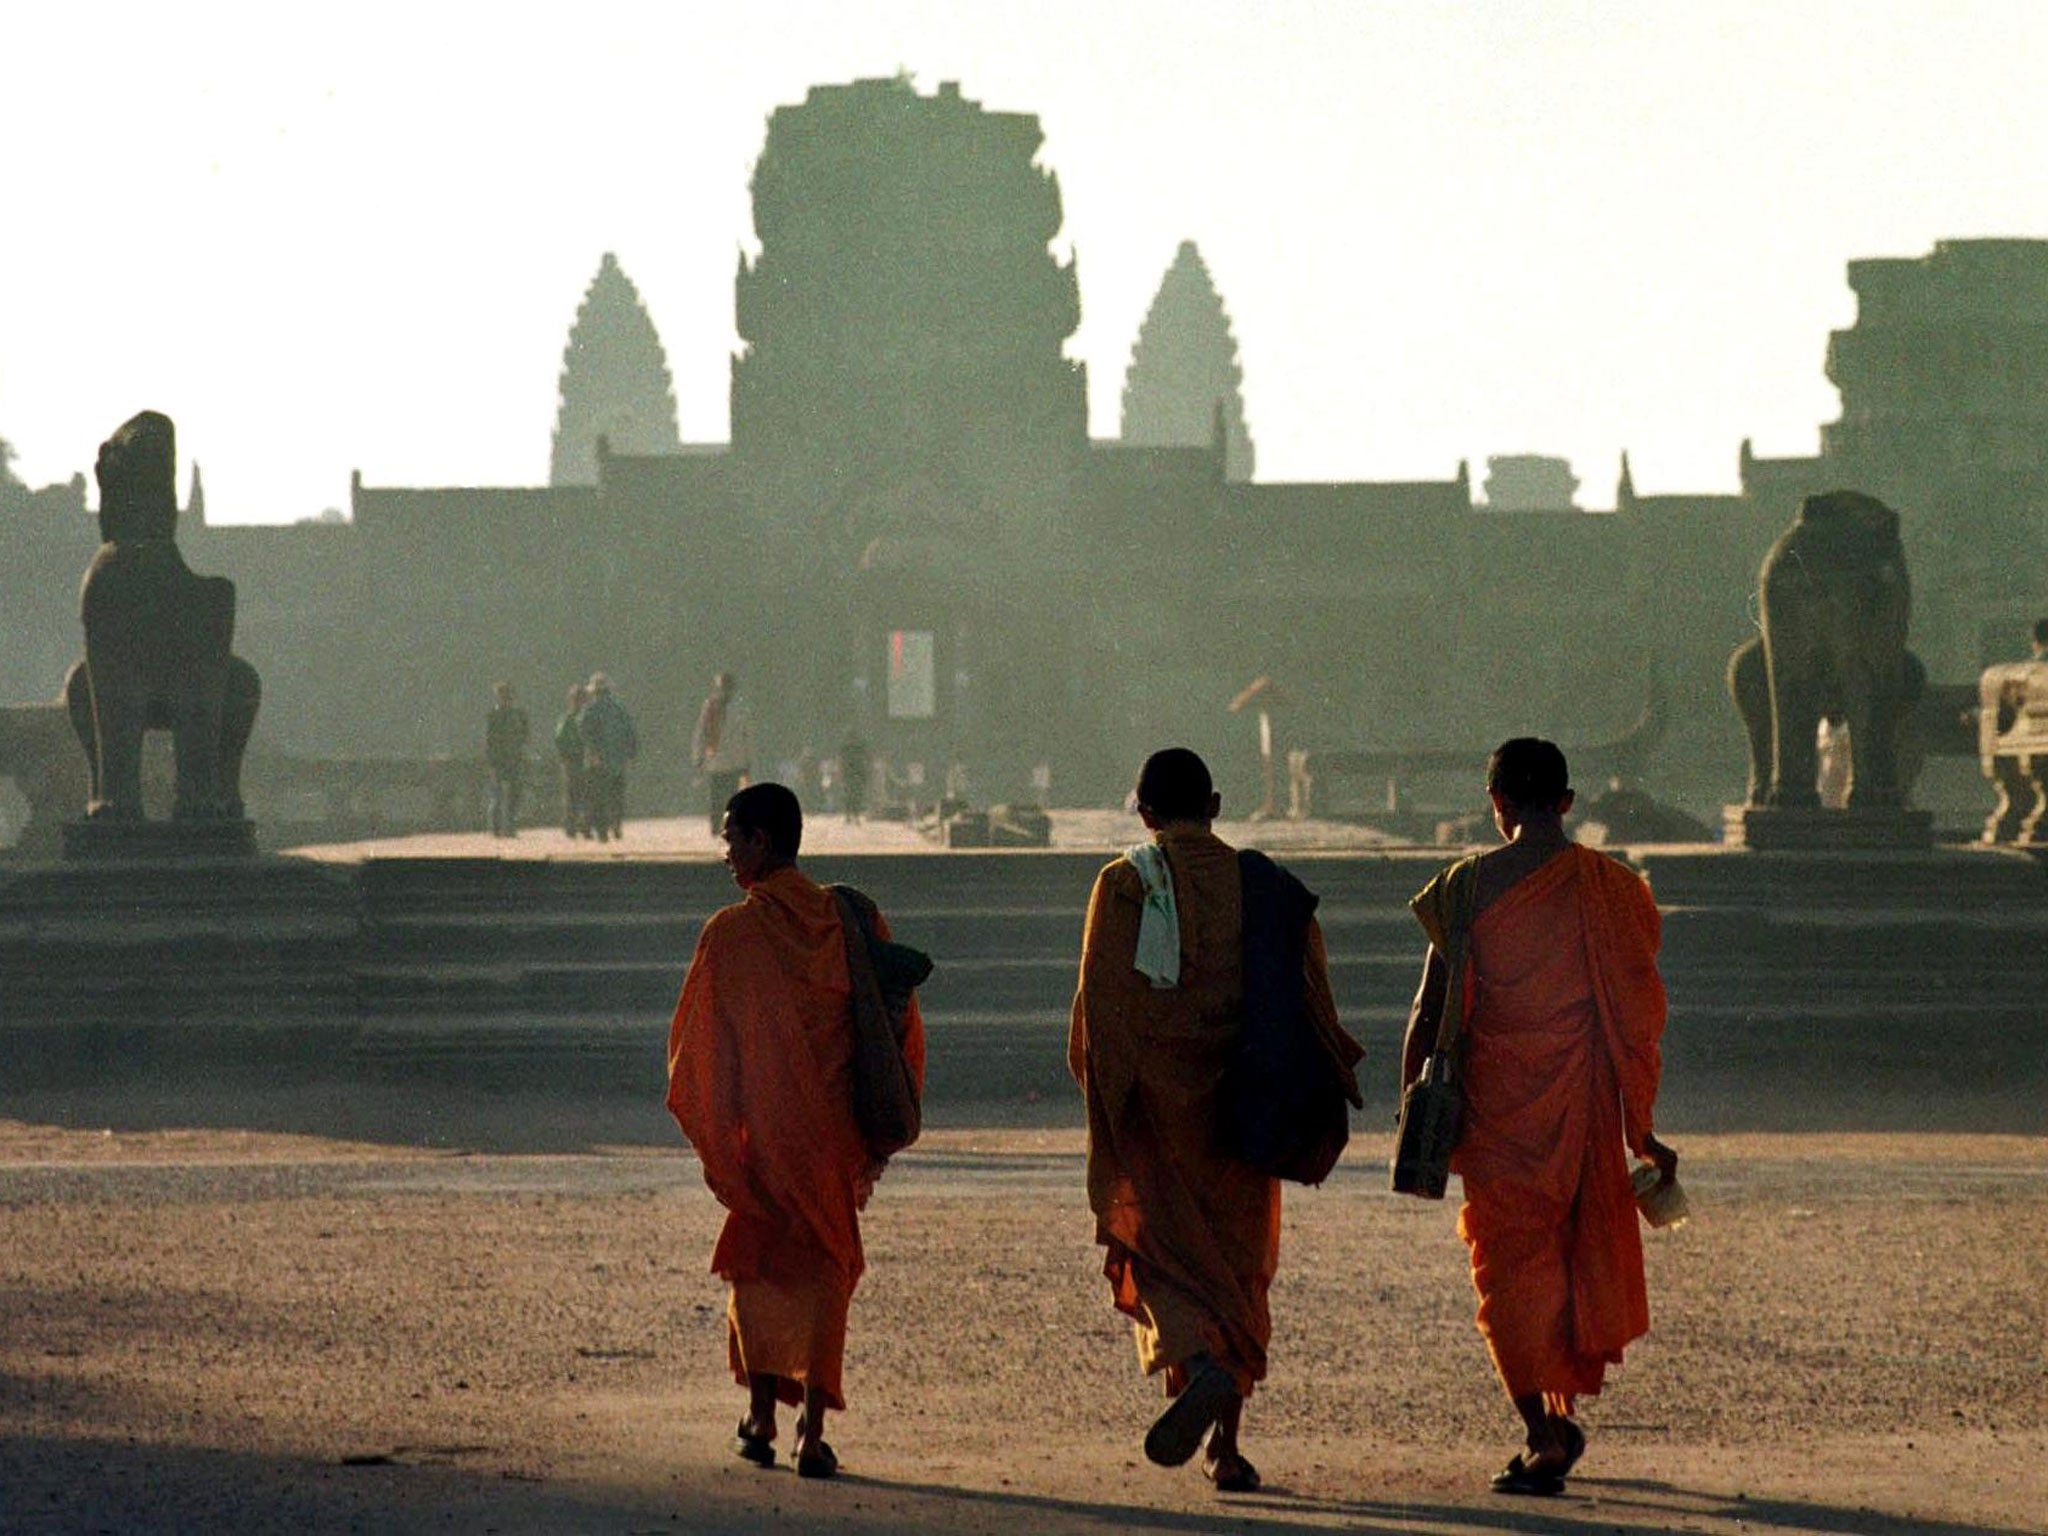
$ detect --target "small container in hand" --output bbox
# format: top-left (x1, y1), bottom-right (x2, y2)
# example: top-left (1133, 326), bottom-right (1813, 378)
top-left (1632, 1159), bottom-right (1690, 1229)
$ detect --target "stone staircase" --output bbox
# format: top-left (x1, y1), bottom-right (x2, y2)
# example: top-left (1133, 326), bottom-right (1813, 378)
top-left (340, 853), bottom-right (1438, 1104)
top-left (0, 857), bottom-right (361, 1014)
top-left (2, 845), bottom-right (2042, 1133)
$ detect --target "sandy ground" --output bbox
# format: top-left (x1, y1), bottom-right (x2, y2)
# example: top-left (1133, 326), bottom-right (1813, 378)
top-left (283, 809), bottom-right (1411, 863)
top-left (0, 1122), bottom-right (2043, 1536)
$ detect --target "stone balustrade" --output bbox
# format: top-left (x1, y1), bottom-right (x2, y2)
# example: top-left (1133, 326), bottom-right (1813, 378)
top-left (0, 705), bottom-right (494, 857)
top-left (1979, 659), bottom-right (2048, 845)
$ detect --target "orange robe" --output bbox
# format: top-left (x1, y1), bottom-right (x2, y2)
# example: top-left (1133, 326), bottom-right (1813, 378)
top-left (1069, 826), bottom-right (1348, 1397)
top-left (1414, 844), bottom-right (1665, 1412)
top-left (665, 865), bottom-right (925, 1410)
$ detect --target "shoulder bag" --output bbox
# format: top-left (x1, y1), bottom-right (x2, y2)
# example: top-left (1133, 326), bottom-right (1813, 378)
top-left (1390, 862), bottom-right (1478, 1199)
top-left (829, 884), bottom-right (932, 1161)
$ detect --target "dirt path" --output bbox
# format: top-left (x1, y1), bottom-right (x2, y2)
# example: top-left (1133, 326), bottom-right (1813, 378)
top-left (0, 1124), bottom-right (2042, 1534)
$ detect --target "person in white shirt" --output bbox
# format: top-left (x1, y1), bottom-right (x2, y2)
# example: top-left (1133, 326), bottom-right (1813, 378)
top-left (692, 672), bottom-right (755, 837)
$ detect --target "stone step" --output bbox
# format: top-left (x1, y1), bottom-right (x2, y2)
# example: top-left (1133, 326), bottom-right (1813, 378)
top-left (335, 948), bottom-right (2048, 1020)
top-left (1635, 846), bottom-right (2048, 909)
top-left (5, 848), bottom-right (2044, 1031)
top-left (348, 852), bottom-right (1451, 918)
top-left (0, 858), bottom-right (359, 920)
top-left (7, 997), bottom-right (2042, 1133)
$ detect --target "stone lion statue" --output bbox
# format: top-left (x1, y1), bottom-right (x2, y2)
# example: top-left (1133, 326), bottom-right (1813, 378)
top-left (62, 411), bottom-right (260, 822)
top-left (1727, 489), bottom-right (1919, 810)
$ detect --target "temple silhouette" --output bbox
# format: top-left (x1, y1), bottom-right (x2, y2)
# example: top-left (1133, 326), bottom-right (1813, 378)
top-left (1121, 240), bottom-right (1255, 482)
top-left (4, 78), bottom-right (2045, 822)
top-left (551, 253), bottom-right (683, 488)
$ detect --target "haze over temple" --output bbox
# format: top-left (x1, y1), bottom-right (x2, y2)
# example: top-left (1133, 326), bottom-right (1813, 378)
top-left (2, 77), bottom-right (2045, 825)
top-left (550, 253), bottom-right (684, 488)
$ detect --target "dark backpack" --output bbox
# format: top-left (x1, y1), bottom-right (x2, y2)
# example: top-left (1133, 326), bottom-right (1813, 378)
top-left (829, 885), bottom-right (931, 1161)
top-left (1220, 849), bottom-right (1355, 1185)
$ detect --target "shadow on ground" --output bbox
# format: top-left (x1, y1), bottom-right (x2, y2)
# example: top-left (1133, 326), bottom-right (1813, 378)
top-left (4, 1433), bottom-right (2031, 1536)
top-left (3, 1439), bottom-right (2035, 1536)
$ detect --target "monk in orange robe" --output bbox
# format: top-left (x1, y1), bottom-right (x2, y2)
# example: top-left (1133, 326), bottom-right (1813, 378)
top-left (1071, 748), bottom-right (1356, 1494)
top-left (1404, 738), bottom-right (1674, 1495)
top-left (666, 782), bottom-right (925, 1479)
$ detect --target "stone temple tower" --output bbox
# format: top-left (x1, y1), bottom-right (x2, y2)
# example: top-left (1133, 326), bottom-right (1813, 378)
top-left (1818, 239), bottom-right (2048, 668)
top-left (550, 253), bottom-right (682, 487)
top-left (1120, 240), bottom-right (1255, 482)
top-left (731, 77), bottom-right (1087, 546)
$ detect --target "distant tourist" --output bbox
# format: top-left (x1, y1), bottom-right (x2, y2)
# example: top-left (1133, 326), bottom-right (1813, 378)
top-left (691, 672), bottom-right (754, 837)
top-left (794, 746), bottom-right (822, 810)
top-left (666, 783), bottom-right (926, 1479)
top-left (555, 683), bottom-right (591, 838)
top-left (1069, 748), bottom-right (1359, 1494)
top-left (2033, 617), bottom-right (2048, 660)
top-left (1400, 738), bottom-right (1674, 1495)
top-left (837, 732), bottom-right (870, 824)
top-left (483, 683), bottom-right (530, 838)
top-left (1815, 716), bottom-right (1853, 810)
top-left (579, 673), bottom-right (638, 842)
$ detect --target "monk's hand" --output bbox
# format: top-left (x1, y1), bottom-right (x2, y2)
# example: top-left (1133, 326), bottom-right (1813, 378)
top-left (1642, 1133), bottom-right (1678, 1186)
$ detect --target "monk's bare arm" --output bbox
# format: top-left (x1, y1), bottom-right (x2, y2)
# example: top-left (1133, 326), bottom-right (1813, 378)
top-left (1069, 863), bottom-right (1143, 1087)
top-left (1612, 866), bottom-right (1669, 1160)
top-left (1399, 945), bottom-right (1449, 1092)
top-left (1068, 870), bottom-right (1110, 1083)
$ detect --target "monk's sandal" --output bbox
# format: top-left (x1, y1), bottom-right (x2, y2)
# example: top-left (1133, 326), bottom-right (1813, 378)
top-left (734, 1419), bottom-right (776, 1469)
top-left (1144, 1363), bottom-right (1236, 1468)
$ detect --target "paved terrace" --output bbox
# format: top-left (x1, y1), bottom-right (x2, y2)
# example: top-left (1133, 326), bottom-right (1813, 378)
top-left (281, 808), bottom-right (1417, 862)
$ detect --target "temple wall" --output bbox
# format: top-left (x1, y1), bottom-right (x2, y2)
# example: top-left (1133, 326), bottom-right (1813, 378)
top-left (0, 447), bottom-right (1859, 821)
top-left (0, 480), bottom-right (93, 706)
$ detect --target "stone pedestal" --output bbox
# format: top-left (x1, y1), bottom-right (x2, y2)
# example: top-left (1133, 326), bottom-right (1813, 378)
top-left (62, 818), bottom-right (258, 861)
top-left (1722, 804), bottom-right (1935, 851)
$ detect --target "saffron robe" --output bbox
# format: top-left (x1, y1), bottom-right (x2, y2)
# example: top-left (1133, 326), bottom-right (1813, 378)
top-left (1070, 826), bottom-right (1351, 1397)
top-left (666, 865), bottom-right (926, 1410)
top-left (1413, 843), bottom-right (1665, 1410)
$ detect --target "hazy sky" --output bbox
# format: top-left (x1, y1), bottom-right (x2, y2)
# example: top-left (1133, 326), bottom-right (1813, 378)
top-left (5, 1), bottom-right (2045, 523)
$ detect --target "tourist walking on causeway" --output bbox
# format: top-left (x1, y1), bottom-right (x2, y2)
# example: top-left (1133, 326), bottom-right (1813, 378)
top-left (1070, 748), bottom-right (1361, 1494)
top-left (666, 783), bottom-right (926, 1479)
top-left (483, 682), bottom-right (530, 837)
top-left (691, 671), bottom-right (753, 837)
top-left (1401, 738), bottom-right (1675, 1496)
top-left (837, 731), bottom-right (871, 824)
top-left (554, 682), bottom-right (590, 838)
top-left (579, 672), bottom-right (638, 842)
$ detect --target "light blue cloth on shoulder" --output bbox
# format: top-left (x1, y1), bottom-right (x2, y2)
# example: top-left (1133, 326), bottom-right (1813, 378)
top-left (1124, 842), bottom-right (1181, 989)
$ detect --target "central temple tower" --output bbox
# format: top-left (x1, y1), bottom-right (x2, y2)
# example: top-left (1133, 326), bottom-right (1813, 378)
top-left (731, 76), bottom-right (1086, 545)
top-left (725, 77), bottom-right (1095, 797)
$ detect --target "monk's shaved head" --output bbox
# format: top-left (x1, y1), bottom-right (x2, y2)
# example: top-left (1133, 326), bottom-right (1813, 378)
top-left (726, 782), bottom-right (803, 860)
top-left (1135, 748), bottom-right (1215, 822)
top-left (1487, 738), bottom-right (1571, 812)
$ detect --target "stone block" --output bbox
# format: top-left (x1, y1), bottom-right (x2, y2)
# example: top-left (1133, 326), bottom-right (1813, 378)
top-left (1722, 804), bottom-right (1935, 851)
top-left (62, 818), bottom-right (257, 861)
top-left (942, 811), bottom-right (990, 848)
top-left (987, 805), bottom-right (1052, 848)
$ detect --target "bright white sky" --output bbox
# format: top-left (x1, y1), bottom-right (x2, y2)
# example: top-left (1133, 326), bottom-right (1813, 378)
top-left (4, 1), bottom-right (2044, 523)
